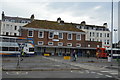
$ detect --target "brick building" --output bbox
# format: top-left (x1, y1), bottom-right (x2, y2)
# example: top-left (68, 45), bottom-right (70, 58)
top-left (21, 19), bottom-right (102, 56)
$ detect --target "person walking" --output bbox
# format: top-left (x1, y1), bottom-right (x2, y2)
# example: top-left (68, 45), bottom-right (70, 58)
top-left (72, 50), bottom-right (77, 61)
top-left (96, 52), bottom-right (99, 60)
top-left (87, 50), bottom-right (90, 58)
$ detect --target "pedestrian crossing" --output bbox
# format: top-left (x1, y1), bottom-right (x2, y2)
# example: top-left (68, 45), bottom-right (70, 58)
top-left (100, 70), bottom-right (118, 76)
top-left (70, 70), bottom-right (118, 78)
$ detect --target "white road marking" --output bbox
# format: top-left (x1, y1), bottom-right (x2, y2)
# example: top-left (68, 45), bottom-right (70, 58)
top-left (71, 71), bottom-right (73, 72)
top-left (91, 71), bottom-right (96, 73)
top-left (6, 72), bottom-right (8, 74)
top-left (105, 75), bottom-right (112, 77)
top-left (16, 72), bottom-right (19, 75)
top-left (110, 73), bottom-right (118, 75)
top-left (101, 71), bottom-right (109, 72)
top-left (79, 71), bottom-right (84, 73)
top-left (85, 70), bottom-right (89, 73)
top-left (97, 73), bottom-right (103, 75)
top-left (101, 70), bottom-right (117, 73)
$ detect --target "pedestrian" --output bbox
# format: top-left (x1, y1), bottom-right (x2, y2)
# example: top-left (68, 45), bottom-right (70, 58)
top-left (21, 49), bottom-right (25, 61)
top-left (96, 52), bottom-right (99, 59)
top-left (87, 50), bottom-right (90, 58)
top-left (72, 50), bottom-right (77, 61)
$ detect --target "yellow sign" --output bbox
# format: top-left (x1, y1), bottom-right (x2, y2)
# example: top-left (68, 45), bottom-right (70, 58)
top-left (44, 54), bottom-right (50, 56)
top-left (64, 56), bottom-right (71, 60)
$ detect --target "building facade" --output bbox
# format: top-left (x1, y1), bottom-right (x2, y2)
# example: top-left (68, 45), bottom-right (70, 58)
top-left (21, 20), bottom-right (102, 56)
top-left (75, 21), bottom-right (111, 48)
top-left (0, 12), bottom-right (34, 36)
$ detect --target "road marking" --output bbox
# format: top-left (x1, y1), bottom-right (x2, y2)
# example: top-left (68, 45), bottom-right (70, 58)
top-left (110, 73), bottom-right (118, 75)
top-left (97, 73), bottom-right (103, 75)
top-left (85, 70), bottom-right (89, 73)
top-left (101, 71), bottom-right (109, 72)
top-left (101, 70), bottom-right (117, 73)
top-left (6, 71), bottom-right (28, 75)
top-left (79, 71), bottom-right (84, 73)
top-left (71, 71), bottom-right (73, 72)
top-left (91, 71), bottom-right (96, 73)
top-left (105, 75), bottom-right (112, 78)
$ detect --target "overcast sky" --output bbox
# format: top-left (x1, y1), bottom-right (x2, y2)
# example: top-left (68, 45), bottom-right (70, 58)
top-left (0, 0), bottom-right (119, 42)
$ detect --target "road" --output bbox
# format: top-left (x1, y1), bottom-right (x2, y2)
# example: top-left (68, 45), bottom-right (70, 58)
top-left (2, 56), bottom-right (120, 79)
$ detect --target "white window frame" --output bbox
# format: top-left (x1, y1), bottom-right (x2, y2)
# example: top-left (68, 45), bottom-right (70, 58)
top-left (28, 30), bottom-right (33, 37)
top-left (88, 44), bottom-right (90, 47)
top-left (38, 41), bottom-right (44, 45)
top-left (76, 34), bottom-right (81, 40)
top-left (67, 33), bottom-right (72, 40)
top-left (67, 43), bottom-right (72, 46)
top-left (76, 43), bottom-right (81, 47)
top-left (58, 42), bottom-right (63, 46)
top-left (49, 32), bottom-right (54, 39)
top-left (59, 33), bottom-right (63, 39)
top-left (48, 42), bottom-right (53, 45)
top-left (38, 31), bottom-right (44, 38)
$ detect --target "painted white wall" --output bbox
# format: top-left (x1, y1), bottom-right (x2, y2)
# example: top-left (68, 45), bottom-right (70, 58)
top-left (77, 26), bottom-right (111, 48)
top-left (1, 21), bottom-right (28, 36)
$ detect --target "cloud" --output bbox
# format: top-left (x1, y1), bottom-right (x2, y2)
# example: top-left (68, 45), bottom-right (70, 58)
top-left (93, 6), bottom-right (102, 10)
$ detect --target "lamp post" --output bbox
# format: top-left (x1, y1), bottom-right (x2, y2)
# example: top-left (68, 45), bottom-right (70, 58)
top-left (110, 0), bottom-right (113, 66)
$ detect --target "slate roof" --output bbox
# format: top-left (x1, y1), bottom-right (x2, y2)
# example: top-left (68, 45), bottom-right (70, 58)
top-left (24, 20), bottom-right (85, 32)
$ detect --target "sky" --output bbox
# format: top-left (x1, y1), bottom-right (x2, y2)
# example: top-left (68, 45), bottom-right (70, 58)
top-left (0, 0), bottom-right (119, 43)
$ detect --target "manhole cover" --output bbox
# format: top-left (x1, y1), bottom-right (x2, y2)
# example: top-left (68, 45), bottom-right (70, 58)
top-left (6, 71), bottom-right (28, 75)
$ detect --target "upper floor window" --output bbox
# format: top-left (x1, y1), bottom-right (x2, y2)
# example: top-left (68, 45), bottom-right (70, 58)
top-left (6, 24), bottom-right (9, 26)
top-left (105, 33), bottom-right (106, 37)
top-left (97, 33), bottom-right (99, 37)
top-left (28, 30), bottom-right (33, 37)
top-left (49, 32), bottom-right (54, 39)
top-left (104, 40), bottom-right (106, 44)
top-left (88, 44), bottom-right (90, 47)
top-left (76, 34), bottom-right (81, 40)
top-left (76, 43), bottom-right (81, 47)
top-left (100, 33), bottom-right (102, 37)
top-left (48, 42), bottom-right (53, 45)
top-left (58, 42), bottom-right (63, 46)
top-left (93, 32), bottom-right (95, 37)
top-left (38, 41), bottom-right (44, 45)
top-left (67, 43), bottom-right (72, 46)
top-left (107, 33), bottom-right (109, 37)
top-left (15, 26), bottom-right (17, 30)
top-left (90, 32), bottom-right (92, 37)
top-left (59, 33), bottom-right (63, 39)
top-left (107, 40), bottom-right (110, 44)
top-left (38, 31), bottom-right (44, 38)
top-left (67, 33), bottom-right (72, 40)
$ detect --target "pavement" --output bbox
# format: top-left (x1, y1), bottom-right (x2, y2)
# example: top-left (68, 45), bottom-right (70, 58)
top-left (2, 55), bottom-right (120, 71)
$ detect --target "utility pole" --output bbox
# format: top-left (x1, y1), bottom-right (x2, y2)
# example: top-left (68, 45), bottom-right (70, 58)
top-left (111, 0), bottom-right (113, 66)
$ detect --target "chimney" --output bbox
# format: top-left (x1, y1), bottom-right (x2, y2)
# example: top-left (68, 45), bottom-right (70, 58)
top-left (81, 21), bottom-right (86, 26)
top-left (103, 23), bottom-right (107, 27)
top-left (2, 11), bottom-right (5, 21)
top-left (30, 14), bottom-right (35, 22)
top-left (57, 17), bottom-right (61, 23)
top-left (60, 20), bottom-right (64, 24)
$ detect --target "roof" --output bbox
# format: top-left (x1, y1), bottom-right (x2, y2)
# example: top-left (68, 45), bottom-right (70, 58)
top-left (2, 16), bottom-right (31, 23)
top-left (24, 20), bottom-right (85, 32)
top-left (72, 23), bottom-right (107, 28)
top-left (4, 16), bottom-right (31, 21)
